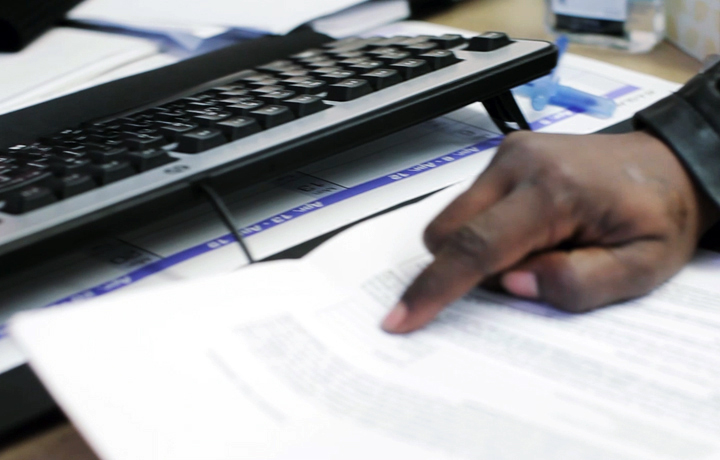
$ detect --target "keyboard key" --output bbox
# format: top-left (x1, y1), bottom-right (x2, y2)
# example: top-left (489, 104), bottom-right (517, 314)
top-left (297, 55), bottom-right (330, 64)
top-left (219, 94), bottom-right (256, 103)
top-left (290, 79), bottom-right (328, 95)
top-left (376, 52), bottom-right (411, 64)
top-left (282, 95), bottom-right (327, 117)
top-left (25, 156), bottom-right (51, 168)
top-left (127, 149), bottom-right (176, 172)
top-left (325, 45), bottom-right (364, 55)
top-left (279, 69), bottom-right (310, 78)
top-left (361, 69), bottom-right (402, 90)
top-left (333, 50), bottom-right (365, 59)
top-left (338, 57), bottom-right (370, 67)
top-left (306, 60), bottom-right (338, 68)
top-left (156, 110), bottom-right (188, 122)
top-left (227, 100), bottom-right (265, 115)
top-left (192, 111), bottom-right (233, 127)
top-left (348, 61), bottom-right (384, 72)
top-left (323, 37), bottom-right (363, 48)
top-left (419, 49), bottom-right (461, 70)
top-left (317, 70), bottom-right (356, 84)
top-left (467, 32), bottom-right (513, 52)
top-left (158, 122), bottom-right (198, 140)
top-left (247, 79), bottom-right (281, 88)
top-left (87, 145), bottom-right (129, 163)
top-left (256, 60), bottom-right (296, 73)
top-left (429, 34), bottom-right (466, 49)
top-left (3, 186), bottom-right (56, 214)
top-left (258, 90), bottom-right (296, 102)
top-left (250, 105), bottom-right (295, 129)
top-left (123, 133), bottom-right (167, 150)
top-left (390, 59), bottom-right (431, 79)
top-left (182, 93), bottom-right (216, 103)
top-left (404, 42), bottom-right (439, 55)
top-left (398, 36), bottom-right (433, 46)
top-left (55, 173), bottom-right (96, 198)
top-left (283, 76), bottom-right (313, 84)
top-left (89, 161), bottom-right (136, 185)
top-left (309, 67), bottom-right (342, 77)
top-left (290, 48), bottom-right (324, 60)
top-left (326, 79), bottom-right (373, 101)
top-left (216, 116), bottom-right (262, 140)
top-left (0, 170), bottom-right (55, 199)
top-left (49, 157), bottom-right (92, 176)
top-left (239, 73), bottom-right (275, 82)
top-left (326, 38), bottom-right (381, 53)
top-left (176, 128), bottom-right (227, 153)
top-left (366, 47), bottom-right (400, 56)
top-left (211, 84), bottom-right (246, 92)
top-left (93, 139), bottom-right (126, 151)
top-left (232, 69), bottom-right (261, 80)
top-left (185, 101), bottom-right (223, 112)
top-left (366, 36), bottom-right (410, 48)
top-left (250, 85), bottom-right (285, 95)
top-left (219, 89), bottom-right (251, 98)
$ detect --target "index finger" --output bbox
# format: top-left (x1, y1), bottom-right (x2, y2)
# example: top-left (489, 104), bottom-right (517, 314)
top-left (382, 185), bottom-right (576, 333)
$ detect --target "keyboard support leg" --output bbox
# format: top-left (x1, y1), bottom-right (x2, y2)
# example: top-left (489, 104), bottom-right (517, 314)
top-left (482, 91), bottom-right (531, 134)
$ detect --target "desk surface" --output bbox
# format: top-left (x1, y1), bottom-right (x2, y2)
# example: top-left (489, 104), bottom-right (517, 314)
top-left (0, 0), bottom-right (701, 458)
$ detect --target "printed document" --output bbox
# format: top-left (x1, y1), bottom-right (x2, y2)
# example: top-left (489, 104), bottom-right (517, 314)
top-left (69, 0), bottom-right (365, 36)
top-left (11, 183), bottom-right (720, 459)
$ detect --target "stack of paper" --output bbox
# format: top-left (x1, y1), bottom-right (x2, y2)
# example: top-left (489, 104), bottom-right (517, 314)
top-left (11, 182), bottom-right (720, 459)
top-left (68, 0), bottom-right (373, 50)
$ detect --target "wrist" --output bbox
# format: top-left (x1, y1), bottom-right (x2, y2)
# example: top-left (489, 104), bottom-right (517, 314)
top-left (634, 130), bottom-right (720, 237)
top-left (634, 61), bottom-right (720, 235)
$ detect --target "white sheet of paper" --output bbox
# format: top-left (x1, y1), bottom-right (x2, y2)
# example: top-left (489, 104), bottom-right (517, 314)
top-left (11, 183), bottom-right (720, 459)
top-left (0, 27), bottom-right (159, 115)
top-left (69, 0), bottom-right (366, 35)
top-left (312, 0), bottom-right (410, 38)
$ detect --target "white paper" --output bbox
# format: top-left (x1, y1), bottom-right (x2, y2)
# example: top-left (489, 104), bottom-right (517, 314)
top-left (0, 27), bottom-right (159, 115)
top-left (70, 0), bottom-right (366, 36)
top-left (312, 0), bottom-right (410, 38)
top-left (11, 183), bottom-right (720, 459)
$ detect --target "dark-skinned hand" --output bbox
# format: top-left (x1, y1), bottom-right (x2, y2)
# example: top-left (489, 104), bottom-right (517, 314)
top-left (382, 130), bottom-right (719, 333)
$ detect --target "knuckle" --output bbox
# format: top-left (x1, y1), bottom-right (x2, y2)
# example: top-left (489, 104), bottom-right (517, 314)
top-left (496, 132), bottom-right (541, 165)
top-left (501, 131), bottom-right (535, 153)
top-left (443, 225), bottom-right (495, 273)
top-left (538, 259), bottom-right (592, 312)
top-left (423, 221), bottom-right (446, 253)
top-left (625, 258), bottom-right (661, 294)
top-left (531, 161), bottom-right (583, 222)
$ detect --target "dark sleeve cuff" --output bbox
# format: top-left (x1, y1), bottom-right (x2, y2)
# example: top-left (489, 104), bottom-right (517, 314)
top-left (634, 67), bottom-right (720, 211)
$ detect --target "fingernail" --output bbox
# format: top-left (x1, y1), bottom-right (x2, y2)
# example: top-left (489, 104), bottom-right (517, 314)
top-left (381, 302), bottom-right (408, 332)
top-left (501, 271), bottom-right (539, 299)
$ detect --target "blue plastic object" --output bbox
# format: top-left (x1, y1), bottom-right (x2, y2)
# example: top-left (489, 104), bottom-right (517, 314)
top-left (513, 35), bottom-right (617, 118)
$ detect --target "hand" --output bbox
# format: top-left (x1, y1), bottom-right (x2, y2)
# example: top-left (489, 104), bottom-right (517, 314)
top-left (382, 131), bottom-right (719, 333)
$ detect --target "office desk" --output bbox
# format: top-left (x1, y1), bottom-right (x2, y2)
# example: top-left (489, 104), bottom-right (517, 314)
top-left (0, 0), bottom-right (701, 458)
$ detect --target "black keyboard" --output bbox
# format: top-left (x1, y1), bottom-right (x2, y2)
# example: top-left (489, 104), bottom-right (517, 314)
top-left (0, 31), bottom-right (556, 260)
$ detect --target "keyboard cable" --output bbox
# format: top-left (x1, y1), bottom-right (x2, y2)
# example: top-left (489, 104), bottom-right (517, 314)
top-left (197, 182), bottom-right (256, 265)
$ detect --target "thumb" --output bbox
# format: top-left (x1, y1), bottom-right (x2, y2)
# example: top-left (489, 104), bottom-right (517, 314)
top-left (500, 242), bottom-right (667, 312)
